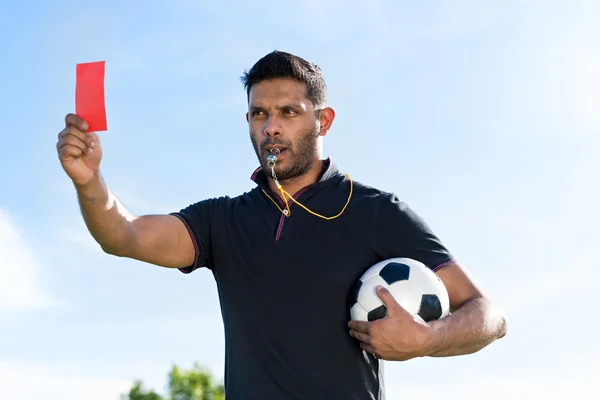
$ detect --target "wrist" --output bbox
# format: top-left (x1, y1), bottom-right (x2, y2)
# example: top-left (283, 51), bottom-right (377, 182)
top-left (74, 172), bottom-right (104, 200)
top-left (421, 321), bottom-right (444, 357)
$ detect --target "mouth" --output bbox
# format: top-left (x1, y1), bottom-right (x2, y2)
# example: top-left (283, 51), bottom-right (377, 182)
top-left (264, 146), bottom-right (288, 157)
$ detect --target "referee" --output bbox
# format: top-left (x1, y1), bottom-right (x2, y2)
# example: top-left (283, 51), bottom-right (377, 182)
top-left (56, 50), bottom-right (507, 400)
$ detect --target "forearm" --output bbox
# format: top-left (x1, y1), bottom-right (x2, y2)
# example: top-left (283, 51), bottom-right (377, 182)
top-left (75, 173), bottom-right (136, 255)
top-left (426, 297), bottom-right (507, 357)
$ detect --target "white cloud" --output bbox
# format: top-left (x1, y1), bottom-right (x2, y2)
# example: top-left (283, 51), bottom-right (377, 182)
top-left (0, 356), bottom-right (224, 400)
top-left (0, 209), bottom-right (60, 312)
top-left (0, 359), bottom-right (131, 400)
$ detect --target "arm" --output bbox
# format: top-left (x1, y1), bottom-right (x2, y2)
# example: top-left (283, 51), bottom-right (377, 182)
top-left (348, 195), bottom-right (507, 360)
top-left (348, 264), bottom-right (507, 360)
top-left (76, 173), bottom-right (195, 268)
top-left (57, 113), bottom-right (195, 269)
top-left (426, 262), bottom-right (508, 357)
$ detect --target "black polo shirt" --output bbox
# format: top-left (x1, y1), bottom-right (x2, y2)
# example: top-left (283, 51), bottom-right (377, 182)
top-left (171, 158), bottom-right (454, 400)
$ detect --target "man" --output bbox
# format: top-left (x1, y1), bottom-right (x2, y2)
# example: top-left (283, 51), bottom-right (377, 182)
top-left (56, 50), bottom-right (507, 399)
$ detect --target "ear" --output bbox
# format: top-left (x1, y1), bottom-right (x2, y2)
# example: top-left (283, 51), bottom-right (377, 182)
top-left (245, 112), bottom-right (249, 123)
top-left (317, 107), bottom-right (335, 137)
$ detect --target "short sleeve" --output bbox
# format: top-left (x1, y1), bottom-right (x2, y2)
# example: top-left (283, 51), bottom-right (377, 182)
top-left (372, 193), bottom-right (455, 272)
top-left (170, 197), bottom-right (226, 274)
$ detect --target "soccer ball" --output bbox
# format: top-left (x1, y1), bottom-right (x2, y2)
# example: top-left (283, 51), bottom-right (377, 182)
top-left (349, 257), bottom-right (450, 323)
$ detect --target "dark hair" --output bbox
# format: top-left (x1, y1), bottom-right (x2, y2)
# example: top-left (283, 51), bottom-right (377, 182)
top-left (241, 50), bottom-right (328, 108)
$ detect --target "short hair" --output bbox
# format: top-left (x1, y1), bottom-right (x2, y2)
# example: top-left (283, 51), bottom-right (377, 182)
top-left (241, 50), bottom-right (328, 108)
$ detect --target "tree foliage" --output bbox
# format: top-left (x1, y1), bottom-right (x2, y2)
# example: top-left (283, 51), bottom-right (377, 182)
top-left (121, 381), bottom-right (163, 400)
top-left (121, 363), bottom-right (225, 400)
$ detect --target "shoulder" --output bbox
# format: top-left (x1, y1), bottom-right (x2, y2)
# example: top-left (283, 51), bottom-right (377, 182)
top-left (184, 187), bottom-right (263, 209)
top-left (346, 178), bottom-right (421, 226)
top-left (347, 178), bottom-right (405, 207)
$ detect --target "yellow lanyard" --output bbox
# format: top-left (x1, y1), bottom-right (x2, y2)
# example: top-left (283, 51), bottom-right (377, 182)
top-left (262, 172), bottom-right (353, 220)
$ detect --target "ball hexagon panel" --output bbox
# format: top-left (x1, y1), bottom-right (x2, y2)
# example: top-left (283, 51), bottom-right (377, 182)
top-left (350, 302), bottom-right (369, 321)
top-left (358, 260), bottom-right (388, 281)
top-left (404, 262), bottom-right (443, 295)
top-left (356, 275), bottom-right (388, 313)
top-left (388, 280), bottom-right (423, 316)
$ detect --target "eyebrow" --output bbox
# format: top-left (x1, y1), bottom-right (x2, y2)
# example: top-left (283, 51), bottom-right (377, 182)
top-left (249, 103), bottom-right (304, 112)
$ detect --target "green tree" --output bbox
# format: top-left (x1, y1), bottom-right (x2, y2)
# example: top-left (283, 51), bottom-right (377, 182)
top-left (121, 380), bottom-right (163, 400)
top-left (121, 363), bottom-right (225, 400)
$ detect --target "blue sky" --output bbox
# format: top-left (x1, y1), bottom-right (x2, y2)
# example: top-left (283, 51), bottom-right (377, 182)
top-left (1, 0), bottom-right (599, 398)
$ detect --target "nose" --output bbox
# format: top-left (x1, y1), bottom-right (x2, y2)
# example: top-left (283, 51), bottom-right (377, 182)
top-left (263, 116), bottom-right (282, 136)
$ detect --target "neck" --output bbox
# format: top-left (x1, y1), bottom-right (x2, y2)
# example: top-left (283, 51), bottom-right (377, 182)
top-left (267, 159), bottom-right (324, 199)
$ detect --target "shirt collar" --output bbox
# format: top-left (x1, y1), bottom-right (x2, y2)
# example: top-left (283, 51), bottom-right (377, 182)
top-left (250, 157), bottom-right (340, 191)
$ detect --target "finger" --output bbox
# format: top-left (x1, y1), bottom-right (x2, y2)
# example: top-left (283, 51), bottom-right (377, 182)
top-left (58, 133), bottom-right (93, 154)
top-left (375, 286), bottom-right (404, 317)
top-left (360, 343), bottom-right (379, 357)
top-left (348, 320), bottom-right (371, 333)
top-left (58, 143), bottom-right (86, 159)
top-left (349, 329), bottom-right (371, 344)
top-left (59, 126), bottom-right (97, 149)
top-left (65, 113), bottom-right (89, 132)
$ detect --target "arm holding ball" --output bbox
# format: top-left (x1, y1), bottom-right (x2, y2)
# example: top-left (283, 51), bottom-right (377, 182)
top-left (424, 262), bottom-right (507, 357)
top-left (348, 196), bottom-right (508, 361)
top-left (349, 262), bottom-right (507, 361)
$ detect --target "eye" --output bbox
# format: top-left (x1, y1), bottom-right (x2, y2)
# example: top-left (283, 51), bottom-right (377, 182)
top-left (283, 108), bottom-right (298, 115)
top-left (251, 110), bottom-right (266, 118)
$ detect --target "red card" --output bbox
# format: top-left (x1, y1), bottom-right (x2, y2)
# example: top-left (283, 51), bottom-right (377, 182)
top-left (76, 61), bottom-right (107, 132)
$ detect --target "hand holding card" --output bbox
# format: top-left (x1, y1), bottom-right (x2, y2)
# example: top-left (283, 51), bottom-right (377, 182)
top-left (76, 61), bottom-right (107, 132)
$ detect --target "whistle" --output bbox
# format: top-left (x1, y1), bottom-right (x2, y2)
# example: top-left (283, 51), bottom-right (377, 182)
top-left (267, 155), bottom-right (277, 165)
top-left (267, 148), bottom-right (280, 166)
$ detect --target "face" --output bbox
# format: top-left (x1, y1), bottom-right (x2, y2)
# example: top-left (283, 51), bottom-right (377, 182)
top-left (246, 78), bottom-right (334, 182)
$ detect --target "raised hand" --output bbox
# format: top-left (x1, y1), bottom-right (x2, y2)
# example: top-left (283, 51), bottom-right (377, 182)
top-left (56, 113), bottom-right (103, 186)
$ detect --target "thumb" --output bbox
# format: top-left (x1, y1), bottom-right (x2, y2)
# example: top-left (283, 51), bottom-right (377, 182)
top-left (376, 285), bottom-right (406, 318)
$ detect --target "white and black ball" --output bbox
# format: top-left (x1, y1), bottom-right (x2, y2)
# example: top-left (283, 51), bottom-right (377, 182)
top-left (349, 257), bottom-right (450, 323)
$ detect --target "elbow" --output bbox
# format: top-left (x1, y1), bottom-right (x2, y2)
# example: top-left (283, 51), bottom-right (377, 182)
top-left (99, 232), bottom-right (136, 258)
top-left (101, 244), bottom-right (120, 256)
top-left (497, 309), bottom-right (509, 339)
top-left (100, 243), bottom-right (129, 257)
top-left (484, 297), bottom-right (508, 341)
top-left (478, 296), bottom-right (509, 341)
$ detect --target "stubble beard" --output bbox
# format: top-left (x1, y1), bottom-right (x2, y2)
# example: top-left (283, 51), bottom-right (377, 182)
top-left (251, 125), bottom-right (320, 182)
